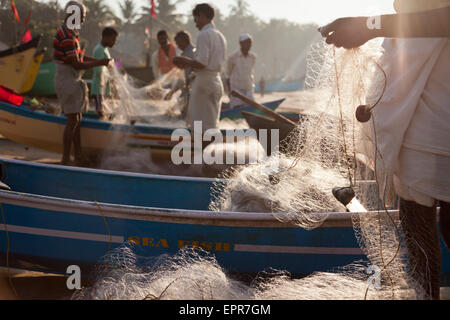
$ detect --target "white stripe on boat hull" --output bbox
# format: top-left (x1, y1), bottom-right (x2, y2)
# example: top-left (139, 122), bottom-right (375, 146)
top-left (234, 244), bottom-right (363, 255)
top-left (0, 224), bottom-right (362, 256)
top-left (0, 224), bottom-right (124, 244)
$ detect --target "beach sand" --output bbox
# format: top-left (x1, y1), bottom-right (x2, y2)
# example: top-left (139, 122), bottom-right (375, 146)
top-left (0, 93), bottom-right (449, 300)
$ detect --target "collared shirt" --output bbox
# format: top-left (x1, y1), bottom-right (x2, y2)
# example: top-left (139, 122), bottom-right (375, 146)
top-left (195, 23), bottom-right (227, 73)
top-left (53, 25), bottom-right (83, 64)
top-left (226, 49), bottom-right (257, 91)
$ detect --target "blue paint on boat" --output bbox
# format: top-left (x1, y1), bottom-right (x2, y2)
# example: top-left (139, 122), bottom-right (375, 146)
top-left (0, 190), bottom-right (364, 277)
top-left (220, 99), bottom-right (285, 120)
top-left (0, 158), bottom-right (218, 210)
top-left (0, 158), bottom-right (449, 284)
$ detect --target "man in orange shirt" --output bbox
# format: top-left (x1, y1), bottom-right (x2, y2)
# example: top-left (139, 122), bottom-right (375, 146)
top-left (151, 30), bottom-right (176, 79)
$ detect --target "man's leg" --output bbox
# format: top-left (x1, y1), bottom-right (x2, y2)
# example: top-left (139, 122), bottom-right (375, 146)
top-left (62, 114), bottom-right (78, 165)
top-left (399, 198), bottom-right (441, 300)
top-left (439, 201), bottom-right (450, 251)
top-left (73, 113), bottom-right (84, 165)
top-left (94, 95), bottom-right (105, 120)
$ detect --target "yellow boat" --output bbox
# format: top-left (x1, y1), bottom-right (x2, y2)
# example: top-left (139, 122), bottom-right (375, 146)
top-left (0, 36), bottom-right (44, 94)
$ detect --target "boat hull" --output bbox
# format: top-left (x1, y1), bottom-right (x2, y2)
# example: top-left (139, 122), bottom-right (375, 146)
top-left (0, 158), bottom-right (217, 210)
top-left (1, 191), bottom-right (449, 283)
top-left (0, 190), bottom-right (364, 277)
top-left (220, 99), bottom-right (285, 120)
top-left (0, 37), bottom-right (42, 94)
top-left (0, 102), bottom-right (184, 158)
top-left (0, 159), bottom-right (449, 282)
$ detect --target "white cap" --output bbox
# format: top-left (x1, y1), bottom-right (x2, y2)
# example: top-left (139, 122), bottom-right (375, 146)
top-left (239, 33), bottom-right (252, 42)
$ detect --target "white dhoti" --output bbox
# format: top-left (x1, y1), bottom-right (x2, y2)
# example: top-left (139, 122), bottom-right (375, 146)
top-left (394, 147), bottom-right (450, 207)
top-left (54, 63), bottom-right (89, 115)
top-left (362, 38), bottom-right (449, 208)
top-left (229, 87), bottom-right (254, 108)
top-left (188, 71), bottom-right (224, 131)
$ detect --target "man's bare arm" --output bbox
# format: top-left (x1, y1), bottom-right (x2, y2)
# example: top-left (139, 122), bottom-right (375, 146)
top-left (83, 56), bottom-right (97, 62)
top-left (64, 56), bottom-right (111, 70)
top-left (320, 6), bottom-right (450, 49)
top-left (173, 56), bottom-right (206, 70)
top-left (379, 6), bottom-right (450, 38)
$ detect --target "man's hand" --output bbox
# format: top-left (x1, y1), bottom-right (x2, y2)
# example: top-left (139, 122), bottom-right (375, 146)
top-left (173, 56), bottom-right (206, 70)
top-left (173, 56), bottom-right (190, 69)
top-left (100, 58), bottom-right (112, 67)
top-left (319, 17), bottom-right (379, 49)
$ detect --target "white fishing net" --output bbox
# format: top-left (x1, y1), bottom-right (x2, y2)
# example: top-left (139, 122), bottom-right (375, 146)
top-left (209, 40), bottom-right (385, 226)
top-left (72, 39), bottom-right (434, 300)
top-left (92, 66), bottom-right (252, 175)
top-left (101, 67), bottom-right (187, 127)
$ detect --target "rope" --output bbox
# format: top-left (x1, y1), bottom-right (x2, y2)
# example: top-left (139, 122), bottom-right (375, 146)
top-left (333, 47), bottom-right (354, 188)
top-left (94, 201), bottom-right (112, 258)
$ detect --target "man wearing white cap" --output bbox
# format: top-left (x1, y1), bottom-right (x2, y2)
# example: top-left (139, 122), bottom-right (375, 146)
top-left (226, 33), bottom-right (257, 108)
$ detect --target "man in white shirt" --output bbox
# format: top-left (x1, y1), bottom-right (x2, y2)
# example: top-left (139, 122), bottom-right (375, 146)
top-left (226, 33), bottom-right (257, 108)
top-left (320, 1), bottom-right (450, 300)
top-left (173, 3), bottom-right (227, 132)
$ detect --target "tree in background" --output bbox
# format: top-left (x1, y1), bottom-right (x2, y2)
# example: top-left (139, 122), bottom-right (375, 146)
top-left (81, 0), bottom-right (120, 53)
top-left (0, 0), bottom-right (63, 61)
top-left (139, 0), bottom-right (185, 34)
top-left (0, 0), bottom-right (319, 79)
top-left (183, 0), bottom-right (318, 81)
top-left (119, 0), bottom-right (138, 28)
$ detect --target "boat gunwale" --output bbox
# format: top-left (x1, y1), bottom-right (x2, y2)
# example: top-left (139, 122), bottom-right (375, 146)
top-left (0, 189), bottom-right (382, 228)
top-left (0, 101), bottom-right (283, 136)
top-left (0, 102), bottom-right (182, 134)
top-left (0, 36), bottom-right (41, 59)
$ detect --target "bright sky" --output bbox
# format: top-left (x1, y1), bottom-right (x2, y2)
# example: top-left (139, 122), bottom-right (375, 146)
top-left (43, 0), bottom-right (396, 26)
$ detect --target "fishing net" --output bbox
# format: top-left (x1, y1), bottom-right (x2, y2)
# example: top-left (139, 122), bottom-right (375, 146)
top-left (72, 246), bottom-right (252, 300)
top-left (73, 39), bottom-right (435, 300)
top-left (101, 67), bottom-right (187, 127)
top-left (206, 38), bottom-right (430, 300)
top-left (209, 40), bottom-right (384, 224)
top-left (92, 66), bottom-right (250, 174)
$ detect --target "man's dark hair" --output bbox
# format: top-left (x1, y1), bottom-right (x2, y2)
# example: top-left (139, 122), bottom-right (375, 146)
top-left (192, 3), bottom-right (215, 20)
top-left (157, 30), bottom-right (169, 38)
top-left (175, 30), bottom-right (191, 43)
top-left (102, 27), bottom-right (118, 38)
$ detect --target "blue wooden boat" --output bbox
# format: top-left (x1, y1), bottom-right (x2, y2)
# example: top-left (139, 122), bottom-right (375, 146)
top-left (0, 101), bottom-right (252, 161)
top-left (0, 189), bottom-right (365, 278)
top-left (0, 158), bottom-right (449, 282)
top-left (0, 158), bottom-right (217, 210)
top-left (0, 100), bottom-right (285, 159)
top-left (0, 101), bottom-right (179, 157)
top-left (81, 98), bottom-right (285, 121)
top-left (220, 98), bottom-right (285, 120)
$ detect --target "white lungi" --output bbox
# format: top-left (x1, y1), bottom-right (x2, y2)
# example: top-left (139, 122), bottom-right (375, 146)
top-left (188, 71), bottom-right (224, 131)
top-left (364, 38), bottom-right (449, 208)
top-left (54, 63), bottom-right (89, 115)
